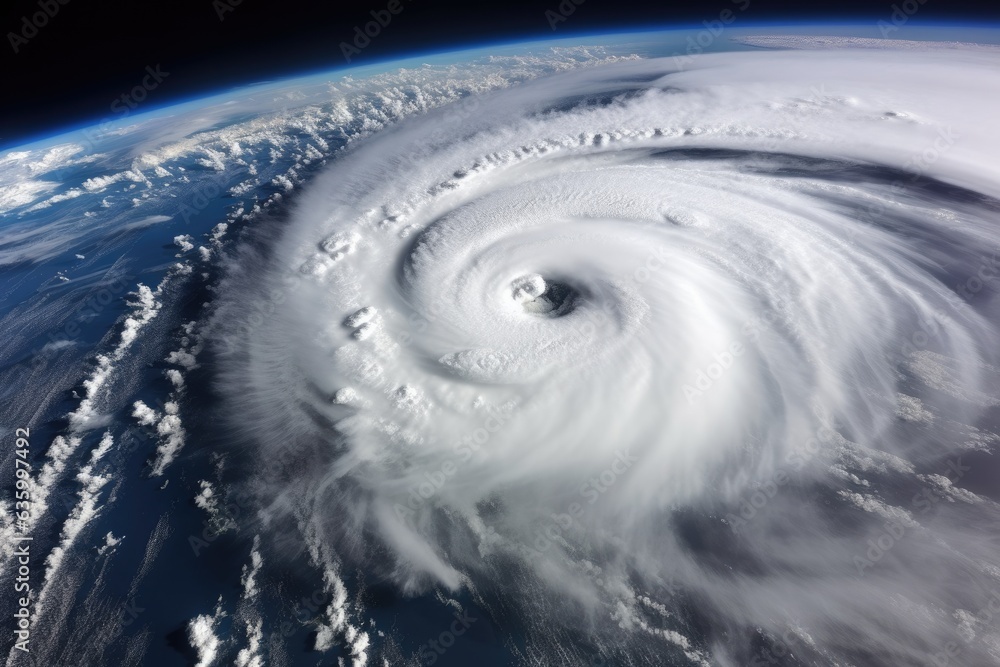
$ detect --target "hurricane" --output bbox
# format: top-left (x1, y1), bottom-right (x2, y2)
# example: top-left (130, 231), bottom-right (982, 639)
top-left (204, 47), bottom-right (1000, 666)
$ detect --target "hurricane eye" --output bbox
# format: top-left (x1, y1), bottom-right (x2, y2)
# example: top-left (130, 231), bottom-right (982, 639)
top-left (511, 274), bottom-right (579, 317)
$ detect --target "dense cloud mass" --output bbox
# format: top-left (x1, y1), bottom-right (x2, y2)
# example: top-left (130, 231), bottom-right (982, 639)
top-left (212, 49), bottom-right (1000, 665)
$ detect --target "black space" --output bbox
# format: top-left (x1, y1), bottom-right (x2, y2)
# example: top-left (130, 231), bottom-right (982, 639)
top-left (1, 0), bottom-right (999, 148)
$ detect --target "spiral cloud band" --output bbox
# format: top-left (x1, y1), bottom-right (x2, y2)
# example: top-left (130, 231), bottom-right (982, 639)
top-left (215, 48), bottom-right (1000, 665)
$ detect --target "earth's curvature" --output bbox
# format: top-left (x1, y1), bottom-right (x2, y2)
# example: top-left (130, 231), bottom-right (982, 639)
top-left (2, 26), bottom-right (1000, 667)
